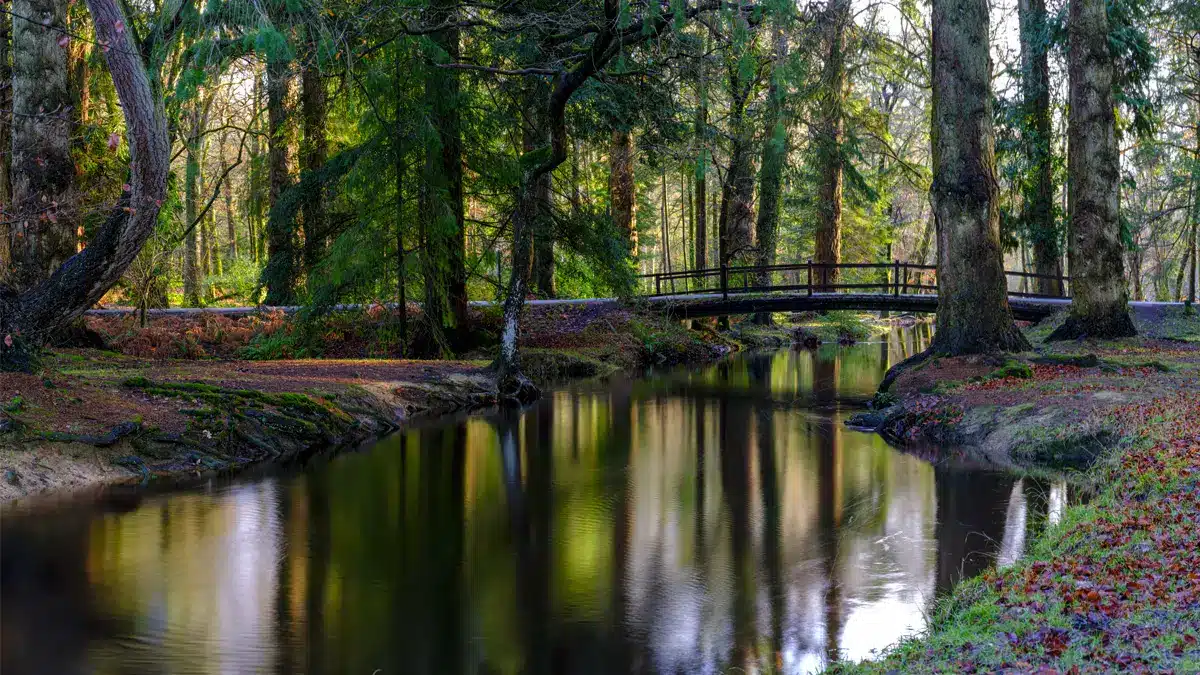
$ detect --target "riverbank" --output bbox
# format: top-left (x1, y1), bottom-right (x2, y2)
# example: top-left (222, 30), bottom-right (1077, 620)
top-left (1, 302), bottom-right (731, 503)
top-left (839, 307), bottom-right (1200, 672)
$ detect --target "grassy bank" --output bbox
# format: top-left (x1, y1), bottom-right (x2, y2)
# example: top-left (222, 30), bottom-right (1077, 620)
top-left (838, 309), bottom-right (1200, 672)
top-left (2, 303), bottom-right (727, 502)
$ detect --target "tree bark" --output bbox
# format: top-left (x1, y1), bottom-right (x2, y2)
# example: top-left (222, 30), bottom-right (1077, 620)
top-left (526, 88), bottom-right (555, 298)
top-left (927, 0), bottom-right (1030, 354)
top-left (419, 7), bottom-right (467, 352)
top-left (8, 0), bottom-right (75, 289)
top-left (609, 129), bottom-right (637, 257)
top-left (264, 58), bottom-right (296, 305)
top-left (1017, 0), bottom-right (1063, 296)
top-left (719, 58), bottom-right (755, 267)
top-left (1, 0), bottom-right (169, 370)
top-left (0, 9), bottom-right (12, 280)
top-left (300, 37), bottom-right (327, 281)
top-left (221, 133), bottom-right (236, 262)
top-left (183, 105), bottom-right (201, 306)
top-left (1049, 0), bottom-right (1136, 339)
top-left (814, 0), bottom-right (849, 290)
top-left (753, 25), bottom-right (788, 325)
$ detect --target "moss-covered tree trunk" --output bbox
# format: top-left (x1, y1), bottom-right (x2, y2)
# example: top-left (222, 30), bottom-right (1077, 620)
top-left (419, 9), bottom-right (467, 353)
top-left (300, 34), bottom-right (327, 283)
top-left (929, 0), bottom-right (1030, 354)
top-left (753, 26), bottom-right (788, 325)
top-left (814, 0), bottom-right (848, 291)
top-left (265, 59), bottom-right (297, 305)
top-left (609, 129), bottom-right (637, 257)
top-left (0, 10), bottom-right (11, 281)
top-left (718, 61), bottom-right (755, 267)
top-left (1017, 0), bottom-right (1063, 296)
top-left (1049, 0), bottom-right (1136, 339)
top-left (9, 0), bottom-right (75, 289)
top-left (525, 87), bottom-right (555, 298)
top-left (1, 0), bottom-right (168, 371)
top-left (693, 31), bottom-right (710, 274)
top-left (183, 105), bottom-right (202, 306)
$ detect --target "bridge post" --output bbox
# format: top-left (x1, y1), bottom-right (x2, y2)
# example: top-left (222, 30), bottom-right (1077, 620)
top-left (721, 264), bottom-right (729, 301)
top-left (806, 260), bottom-right (812, 296)
top-left (893, 260), bottom-right (900, 297)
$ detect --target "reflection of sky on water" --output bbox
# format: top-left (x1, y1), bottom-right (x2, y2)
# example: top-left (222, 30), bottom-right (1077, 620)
top-left (1, 327), bottom-right (1074, 675)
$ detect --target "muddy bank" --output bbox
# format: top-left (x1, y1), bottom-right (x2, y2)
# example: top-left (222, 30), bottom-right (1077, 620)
top-left (0, 354), bottom-right (499, 504)
top-left (849, 341), bottom-right (1200, 472)
top-left (3, 301), bottom-right (736, 504)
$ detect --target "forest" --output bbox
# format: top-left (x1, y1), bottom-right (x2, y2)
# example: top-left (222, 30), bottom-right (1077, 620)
top-left (0, 0), bottom-right (1196, 388)
top-left (3, 0), bottom-right (1200, 670)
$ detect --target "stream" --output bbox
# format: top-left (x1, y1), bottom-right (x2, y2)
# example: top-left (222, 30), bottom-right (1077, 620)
top-left (0, 324), bottom-right (1074, 674)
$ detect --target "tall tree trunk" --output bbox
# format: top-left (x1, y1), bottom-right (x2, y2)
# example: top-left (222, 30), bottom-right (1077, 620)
top-left (658, 168), bottom-right (673, 277)
top-left (2, 0), bottom-right (169, 370)
top-left (527, 89), bottom-right (555, 298)
top-left (0, 10), bottom-right (12, 279)
top-left (693, 34), bottom-right (709, 273)
top-left (753, 26), bottom-right (788, 325)
top-left (300, 41), bottom-right (327, 282)
top-left (814, 0), bottom-right (848, 290)
top-left (719, 60), bottom-right (755, 267)
top-left (183, 107), bottom-right (202, 306)
top-left (609, 129), bottom-right (637, 257)
top-left (265, 59), bottom-right (297, 305)
top-left (927, 0), bottom-right (1030, 354)
top-left (8, 0), bottom-right (75, 289)
top-left (1050, 0), bottom-right (1136, 339)
top-left (419, 10), bottom-right (467, 351)
top-left (221, 133), bottom-right (237, 262)
top-left (1017, 0), bottom-right (1063, 296)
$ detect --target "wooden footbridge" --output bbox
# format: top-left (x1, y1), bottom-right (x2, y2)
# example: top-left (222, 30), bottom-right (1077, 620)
top-left (636, 261), bottom-right (1073, 321)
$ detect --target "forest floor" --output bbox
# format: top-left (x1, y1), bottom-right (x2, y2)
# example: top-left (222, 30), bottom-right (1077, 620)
top-left (0, 302), bottom-right (732, 504)
top-left (840, 305), bottom-right (1200, 673)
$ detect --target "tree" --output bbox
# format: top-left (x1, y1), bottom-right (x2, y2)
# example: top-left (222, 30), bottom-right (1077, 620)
top-left (609, 129), bottom-right (637, 257)
top-left (753, 24), bottom-right (789, 325)
top-left (1, 0), bottom-right (170, 370)
top-left (1017, 0), bottom-right (1064, 296)
top-left (1049, 0), bottom-right (1137, 339)
top-left (494, 0), bottom-right (758, 400)
top-left (926, 0), bottom-right (1030, 354)
top-left (419, 1), bottom-right (468, 353)
top-left (301, 28), bottom-right (328, 282)
top-left (8, 0), bottom-right (76, 289)
top-left (264, 57), bottom-right (297, 305)
top-left (814, 0), bottom-right (849, 290)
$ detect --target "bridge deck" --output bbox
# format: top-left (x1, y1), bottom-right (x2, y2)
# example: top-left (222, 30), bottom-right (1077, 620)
top-left (642, 292), bottom-right (1073, 321)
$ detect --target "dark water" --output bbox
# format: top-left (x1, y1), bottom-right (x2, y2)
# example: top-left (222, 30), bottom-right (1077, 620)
top-left (1, 326), bottom-right (1072, 675)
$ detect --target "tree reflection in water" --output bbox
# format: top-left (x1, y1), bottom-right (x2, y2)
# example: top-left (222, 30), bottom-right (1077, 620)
top-left (1, 327), bottom-right (1075, 675)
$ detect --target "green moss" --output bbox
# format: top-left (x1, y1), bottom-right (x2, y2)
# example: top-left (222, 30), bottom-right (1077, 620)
top-left (987, 359), bottom-right (1034, 380)
top-left (1031, 353), bottom-right (1100, 367)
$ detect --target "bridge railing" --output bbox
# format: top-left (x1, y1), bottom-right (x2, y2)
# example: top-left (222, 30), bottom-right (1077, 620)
top-left (637, 261), bottom-right (1070, 300)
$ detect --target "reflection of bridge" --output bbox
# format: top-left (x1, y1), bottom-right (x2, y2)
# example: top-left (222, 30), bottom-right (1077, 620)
top-left (638, 261), bottom-right (1071, 321)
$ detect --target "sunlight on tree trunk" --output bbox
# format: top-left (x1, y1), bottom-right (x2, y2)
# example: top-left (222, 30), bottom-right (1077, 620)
top-left (927, 0), bottom-right (1029, 355)
top-left (1049, 0), bottom-right (1136, 339)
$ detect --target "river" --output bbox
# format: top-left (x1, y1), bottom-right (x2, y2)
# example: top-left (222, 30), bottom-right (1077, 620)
top-left (1, 325), bottom-right (1073, 675)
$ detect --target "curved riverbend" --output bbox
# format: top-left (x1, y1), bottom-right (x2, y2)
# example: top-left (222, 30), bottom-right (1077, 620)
top-left (0, 328), bottom-right (1074, 674)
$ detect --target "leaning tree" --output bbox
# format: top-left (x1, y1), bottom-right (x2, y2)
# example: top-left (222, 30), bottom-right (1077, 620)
top-left (0, 0), bottom-right (170, 371)
top-left (483, 0), bottom-right (764, 401)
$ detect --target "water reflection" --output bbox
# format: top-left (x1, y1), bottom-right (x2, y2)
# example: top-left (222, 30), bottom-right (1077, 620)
top-left (2, 327), bottom-right (1074, 675)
